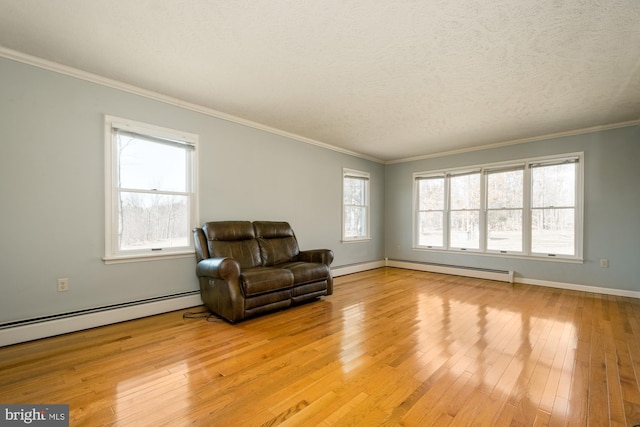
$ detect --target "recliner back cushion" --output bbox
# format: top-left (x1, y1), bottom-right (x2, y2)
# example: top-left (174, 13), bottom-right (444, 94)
top-left (203, 221), bottom-right (261, 268)
top-left (254, 221), bottom-right (300, 266)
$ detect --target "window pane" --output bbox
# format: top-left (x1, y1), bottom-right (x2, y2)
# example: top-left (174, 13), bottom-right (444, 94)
top-left (531, 208), bottom-right (575, 255)
top-left (344, 206), bottom-right (367, 238)
top-left (450, 173), bottom-right (480, 209)
top-left (118, 136), bottom-right (187, 192)
top-left (450, 211), bottom-right (479, 249)
top-left (418, 178), bottom-right (444, 210)
top-left (418, 211), bottom-right (443, 247)
top-left (487, 170), bottom-right (523, 209)
top-left (531, 163), bottom-right (575, 207)
top-left (487, 210), bottom-right (523, 252)
top-left (344, 177), bottom-right (366, 205)
top-left (119, 192), bottom-right (189, 250)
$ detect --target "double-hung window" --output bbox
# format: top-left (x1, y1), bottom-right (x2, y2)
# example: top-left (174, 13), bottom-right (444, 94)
top-left (104, 116), bottom-right (198, 262)
top-left (530, 159), bottom-right (577, 256)
top-left (414, 153), bottom-right (583, 260)
top-left (449, 171), bottom-right (481, 250)
top-left (486, 165), bottom-right (524, 253)
top-left (416, 175), bottom-right (445, 248)
top-left (342, 168), bottom-right (370, 241)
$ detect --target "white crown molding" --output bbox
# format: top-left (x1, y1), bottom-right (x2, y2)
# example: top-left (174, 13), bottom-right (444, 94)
top-left (2, 47), bottom-right (637, 166)
top-left (0, 46), bottom-right (384, 164)
top-left (386, 119), bottom-right (640, 165)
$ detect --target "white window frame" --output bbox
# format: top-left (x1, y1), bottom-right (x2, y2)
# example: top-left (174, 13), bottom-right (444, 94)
top-left (415, 174), bottom-right (447, 249)
top-left (413, 152), bottom-right (583, 261)
top-left (484, 164), bottom-right (525, 254)
top-left (448, 169), bottom-right (482, 251)
top-left (342, 168), bottom-right (371, 242)
top-left (104, 115), bottom-right (198, 263)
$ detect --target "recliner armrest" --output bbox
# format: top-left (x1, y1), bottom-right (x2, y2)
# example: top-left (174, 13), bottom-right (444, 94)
top-left (196, 257), bottom-right (241, 280)
top-left (299, 249), bottom-right (334, 266)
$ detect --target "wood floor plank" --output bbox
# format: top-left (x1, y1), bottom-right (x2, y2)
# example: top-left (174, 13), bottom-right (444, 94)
top-left (1, 267), bottom-right (639, 426)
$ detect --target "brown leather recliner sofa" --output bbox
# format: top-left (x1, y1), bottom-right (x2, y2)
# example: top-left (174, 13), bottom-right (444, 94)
top-left (193, 221), bottom-right (334, 323)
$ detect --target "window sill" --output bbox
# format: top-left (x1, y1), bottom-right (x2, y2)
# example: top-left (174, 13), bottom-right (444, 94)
top-left (412, 246), bottom-right (583, 264)
top-left (341, 237), bottom-right (372, 244)
top-left (103, 250), bottom-right (195, 264)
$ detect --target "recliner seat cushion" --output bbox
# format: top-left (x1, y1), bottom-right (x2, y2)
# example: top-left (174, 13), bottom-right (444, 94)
top-left (279, 261), bottom-right (330, 285)
top-left (240, 267), bottom-right (293, 296)
top-left (291, 281), bottom-right (328, 298)
top-left (245, 291), bottom-right (292, 310)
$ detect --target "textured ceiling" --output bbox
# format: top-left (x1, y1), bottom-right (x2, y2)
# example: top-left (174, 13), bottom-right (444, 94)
top-left (1, 0), bottom-right (639, 161)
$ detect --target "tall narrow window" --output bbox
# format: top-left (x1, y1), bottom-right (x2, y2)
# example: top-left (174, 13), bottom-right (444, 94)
top-left (416, 176), bottom-right (445, 247)
top-left (105, 116), bottom-right (198, 262)
top-left (486, 166), bottom-right (524, 253)
top-left (342, 169), bottom-right (370, 241)
top-left (449, 171), bottom-right (481, 250)
top-left (530, 160), bottom-right (577, 256)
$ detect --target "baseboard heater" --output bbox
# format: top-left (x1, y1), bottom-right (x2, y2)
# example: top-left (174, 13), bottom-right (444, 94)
top-left (386, 259), bottom-right (514, 283)
top-left (0, 290), bottom-right (201, 347)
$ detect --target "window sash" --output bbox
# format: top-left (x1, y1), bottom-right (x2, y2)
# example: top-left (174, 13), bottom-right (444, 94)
top-left (487, 208), bottom-right (523, 253)
top-left (449, 209), bottom-right (480, 250)
top-left (530, 162), bottom-right (576, 209)
top-left (531, 207), bottom-right (576, 256)
top-left (449, 172), bottom-right (480, 211)
top-left (113, 129), bottom-right (196, 151)
top-left (343, 176), bottom-right (368, 206)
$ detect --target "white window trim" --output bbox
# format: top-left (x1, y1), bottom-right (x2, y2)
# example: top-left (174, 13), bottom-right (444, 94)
top-left (413, 152), bottom-right (584, 262)
top-left (484, 163), bottom-right (526, 255)
top-left (103, 115), bottom-right (199, 264)
top-left (447, 169), bottom-right (482, 251)
top-left (415, 174), bottom-right (447, 249)
top-left (342, 168), bottom-right (371, 242)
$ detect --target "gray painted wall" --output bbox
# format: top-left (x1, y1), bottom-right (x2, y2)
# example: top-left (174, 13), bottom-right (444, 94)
top-left (0, 58), bottom-right (385, 324)
top-left (2, 55), bottom-right (637, 327)
top-left (385, 126), bottom-right (640, 292)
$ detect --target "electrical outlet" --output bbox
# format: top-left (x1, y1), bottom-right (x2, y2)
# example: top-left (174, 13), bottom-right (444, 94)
top-left (599, 259), bottom-right (609, 268)
top-left (57, 278), bottom-right (69, 292)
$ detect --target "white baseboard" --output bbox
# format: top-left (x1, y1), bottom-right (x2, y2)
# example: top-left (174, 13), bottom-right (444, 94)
top-left (386, 260), bottom-right (514, 283)
top-left (517, 277), bottom-right (640, 299)
top-left (385, 260), bottom-right (640, 299)
top-left (332, 260), bottom-right (386, 277)
top-left (0, 294), bottom-right (202, 348)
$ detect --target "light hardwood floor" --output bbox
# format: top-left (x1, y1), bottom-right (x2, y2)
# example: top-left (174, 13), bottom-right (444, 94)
top-left (1, 268), bottom-right (640, 426)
